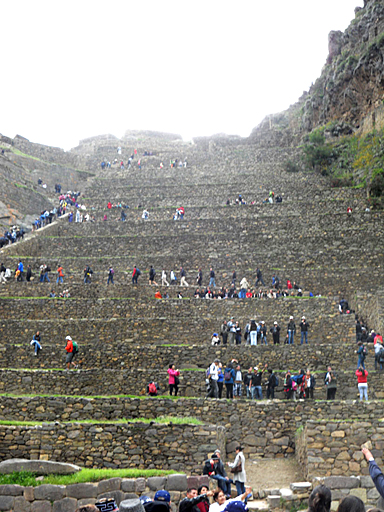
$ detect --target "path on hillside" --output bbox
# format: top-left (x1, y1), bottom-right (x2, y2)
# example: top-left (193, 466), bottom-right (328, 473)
top-left (245, 457), bottom-right (303, 491)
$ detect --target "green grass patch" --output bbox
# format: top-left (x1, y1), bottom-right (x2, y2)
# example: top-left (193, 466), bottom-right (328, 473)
top-left (0, 468), bottom-right (175, 487)
top-left (0, 416), bottom-right (203, 426)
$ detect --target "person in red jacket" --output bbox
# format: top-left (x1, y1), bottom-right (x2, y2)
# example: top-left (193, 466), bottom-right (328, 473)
top-left (65, 335), bottom-right (76, 370)
top-left (356, 366), bottom-right (368, 401)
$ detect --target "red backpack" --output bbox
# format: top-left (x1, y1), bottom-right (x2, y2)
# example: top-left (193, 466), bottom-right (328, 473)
top-left (148, 382), bottom-right (157, 394)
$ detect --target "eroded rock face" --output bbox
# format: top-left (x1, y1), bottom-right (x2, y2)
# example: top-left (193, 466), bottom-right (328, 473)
top-left (0, 459), bottom-right (81, 475)
top-left (327, 30), bottom-right (343, 63)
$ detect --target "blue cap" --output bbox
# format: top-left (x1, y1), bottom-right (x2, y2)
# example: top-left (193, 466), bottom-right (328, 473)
top-left (140, 496), bottom-right (153, 504)
top-left (154, 490), bottom-right (171, 503)
top-left (224, 501), bottom-right (248, 512)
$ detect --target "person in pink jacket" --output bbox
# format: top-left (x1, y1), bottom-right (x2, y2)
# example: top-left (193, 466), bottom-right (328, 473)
top-left (167, 364), bottom-right (180, 396)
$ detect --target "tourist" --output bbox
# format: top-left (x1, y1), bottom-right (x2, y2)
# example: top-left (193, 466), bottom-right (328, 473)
top-left (84, 265), bottom-right (93, 284)
top-left (149, 266), bottom-right (158, 286)
top-left (270, 321), bottom-right (280, 344)
top-left (362, 445), bottom-right (384, 503)
top-left (235, 321), bottom-right (242, 345)
top-left (145, 490), bottom-right (172, 512)
top-left (251, 366), bottom-right (266, 400)
top-left (224, 362), bottom-right (235, 399)
top-left (65, 335), bottom-right (77, 370)
top-left (227, 446), bottom-right (246, 496)
top-left (30, 331), bottom-right (42, 356)
top-left (132, 266), bottom-right (141, 284)
top-left (304, 370), bottom-right (316, 399)
top-left (324, 366), bottom-right (337, 400)
top-left (179, 487), bottom-right (214, 512)
top-left (206, 359), bottom-right (220, 398)
top-left (227, 318), bottom-right (236, 345)
top-left (17, 260), bottom-right (24, 281)
top-left (244, 367), bottom-right (253, 399)
top-left (283, 371), bottom-right (292, 399)
top-left (147, 380), bottom-right (160, 396)
top-left (300, 317), bottom-right (310, 344)
top-left (239, 277), bottom-right (249, 299)
top-left (249, 319), bottom-right (258, 346)
top-left (203, 452), bottom-right (232, 497)
top-left (167, 364), bottom-right (180, 396)
top-left (266, 368), bottom-right (278, 399)
top-left (259, 321), bottom-right (267, 345)
top-left (356, 341), bottom-right (367, 369)
top-left (161, 269), bottom-right (169, 286)
top-left (255, 267), bottom-right (265, 287)
top-left (217, 363), bottom-right (224, 398)
top-left (196, 486), bottom-right (210, 512)
top-left (26, 264), bottom-right (32, 282)
top-left (233, 363), bottom-right (243, 398)
top-left (56, 265), bottom-right (64, 284)
top-left (336, 496), bottom-right (365, 512)
top-left (107, 267), bottom-right (114, 285)
top-left (308, 485), bottom-right (332, 512)
top-left (197, 268), bottom-right (203, 286)
top-left (180, 267), bottom-right (189, 286)
top-left (155, 290), bottom-right (162, 299)
top-left (209, 268), bottom-right (216, 288)
top-left (356, 319), bottom-right (363, 342)
top-left (0, 262), bottom-right (6, 284)
top-left (209, 487), bottom-right (251, 512)
top-left (287, 316), bottom-right (295, 344)
top-left (170, 270), bottom-right (177, 285)
top-left (220, 320), bottom-right (229, 345)
top-left (374, 338), bottom-right (384, 370)
top-left (356, 366), bottom-right (368, 401)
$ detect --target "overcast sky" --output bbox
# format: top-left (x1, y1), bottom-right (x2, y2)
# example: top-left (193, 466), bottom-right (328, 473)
top-left (0, 0), bottom-right (364, 150)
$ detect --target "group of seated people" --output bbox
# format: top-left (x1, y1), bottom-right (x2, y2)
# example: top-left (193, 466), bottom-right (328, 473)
top-left (194, 286), bottom-right (307, 300)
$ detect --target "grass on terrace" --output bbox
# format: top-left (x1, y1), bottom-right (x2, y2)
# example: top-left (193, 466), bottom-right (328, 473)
top-left (0, 415), bottom-right (204, 426)
top-left (0, 468), bottom-right (175, 487)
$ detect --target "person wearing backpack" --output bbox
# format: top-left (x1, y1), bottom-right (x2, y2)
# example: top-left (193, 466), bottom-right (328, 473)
top-left (266, 368), bottom-right (278, 399)
top-left (132, 265), bottom-right (141, 284)
top-left (84, 265), bottom-right (93, 284)
top-left (147, 380), bottom-right (159, 396)
top-left (375, 340), bottom-right (384, 370)
top-left (65, 335), bottom-right (78, 370)
top-left (356, 341), bottom-right (367, 369)
top-left (224, 362), bottom-right (236, 399)
top-left (107, 266), bottom-right (114, 285)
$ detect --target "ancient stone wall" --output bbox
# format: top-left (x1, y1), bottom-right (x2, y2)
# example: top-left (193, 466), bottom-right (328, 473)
top-left (0, 422), bottom-right (223, 472)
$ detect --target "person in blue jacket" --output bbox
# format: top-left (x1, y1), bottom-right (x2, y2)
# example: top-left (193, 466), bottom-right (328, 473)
top-left (224, 363), bottom-right (236, 399)
top-left (362, 445), bottom-right (384, 508)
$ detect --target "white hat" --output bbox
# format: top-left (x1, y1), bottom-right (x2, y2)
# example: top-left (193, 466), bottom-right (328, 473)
top-left (254, 366), bottom-right (258, 371)
top-left (290, 316), bottom-right (293, 320)
top-left (302, 316), bottom-right (305, 320)
top-left (66, 335), bottom-right (72, 340)
top-left (274, 321), bottom-right (277, 325)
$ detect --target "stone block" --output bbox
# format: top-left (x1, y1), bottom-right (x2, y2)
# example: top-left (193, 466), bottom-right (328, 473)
top-left (267, 495), bottom-right (281, 509)
top-left (66, 483), bottom-right (98, 499)
top-left (359, 476), bottom-right (375, 488)
top-left (52, 498), bottom-right (77, 512)
top-left (349, 488), bottom-right (367, 502)
top-left (280, 488), bottom-right (293, 500)
top-left (198, 476), bottom-right (210, 488)
top-left (331, 431), bottom-right (345, 438)
top-left (367, 487), bottom-right (380, 500)
top-left (34, 486), bottom-right (66, 501)
top-left (166, 474), bottom-right (187, 491)
top-left (330, 501), bottom-right (339, 512)
top-left (24, 487), bottom-right (34, 501)
top-left (0, 485), bottom-right (24, 496)
top-left (186, 477), bottom-right (199, 490)
top-left (98, 478), bottom-right (122, 494)
top-left (323, 477), bottom-right (360, 489)
top-left (0, 460), bottom-right (80, 475)
top-left (122, 480), bottom-right (136, 493)
top-left (135, 478), bottom-right (146, 493)
top-left (290, 482), bottom-right (312, 492)
top-left (97, 490), bottom-right (125, 505)
top-left (147, 477), bottom-right (167, 491)
top-left (124, 493), bottom-right (139, 500)
top-left (31, 502), bottom-right (51, 512)
top-left (13, 496), bottom-right (31, 512)
top-left (0, 496), bottom-right (14, 511)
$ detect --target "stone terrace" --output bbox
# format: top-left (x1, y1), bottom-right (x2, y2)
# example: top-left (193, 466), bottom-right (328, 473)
top-left (1, 130), bottom-right (384, 509)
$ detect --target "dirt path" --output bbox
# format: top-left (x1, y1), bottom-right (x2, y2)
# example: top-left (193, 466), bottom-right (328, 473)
top-left (245, 457), bottom-right (303, 492)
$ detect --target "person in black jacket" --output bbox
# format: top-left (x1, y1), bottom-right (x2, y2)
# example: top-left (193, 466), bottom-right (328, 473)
top-left (300, 317), bottom-right (310, 345)
top-left (270, 321), bottom-right (280, 344)
top-left (179, 488), bottom-right (214, 512)
top-left (203, 452), bottom-right (232, 497)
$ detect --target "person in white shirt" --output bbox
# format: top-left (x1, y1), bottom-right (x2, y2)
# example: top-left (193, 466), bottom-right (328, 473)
top-left (206, 359), bottom-right (220, 398)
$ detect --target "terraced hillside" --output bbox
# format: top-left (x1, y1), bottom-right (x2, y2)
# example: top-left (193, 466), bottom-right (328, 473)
top-left (0, 129), bottom-right (384, 510)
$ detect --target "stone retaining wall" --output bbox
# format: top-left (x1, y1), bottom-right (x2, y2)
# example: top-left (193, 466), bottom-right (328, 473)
top-left (0, 367), bottom-right (382, 400)
top-left (0, 422), bottom-right (224, 472)
top-left (296, 419), bottom-right (384, 480)
top-left (1, 397), bottom-right (383, 459)
top-left (0, 473), bottom-right (204, 512)
top-left (0, 340), bottom-right (368, 373)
